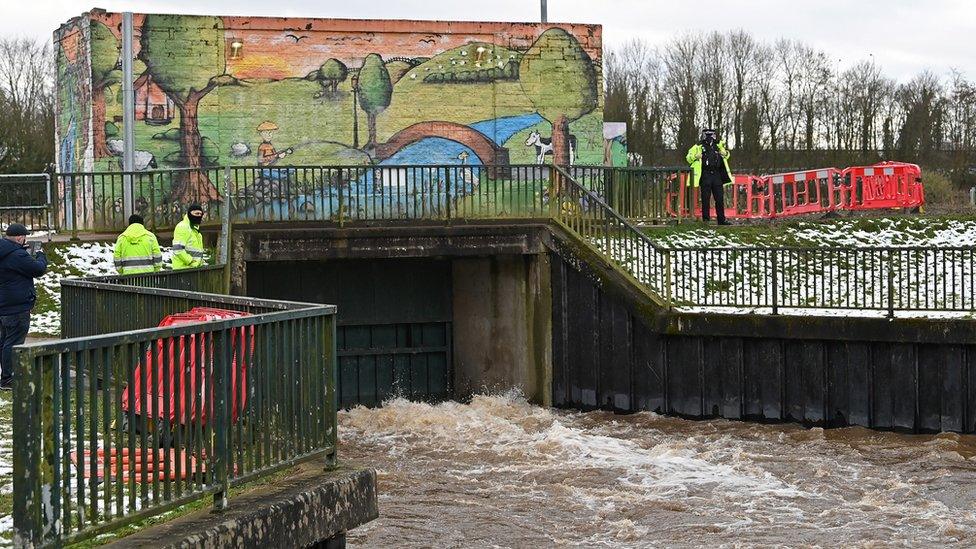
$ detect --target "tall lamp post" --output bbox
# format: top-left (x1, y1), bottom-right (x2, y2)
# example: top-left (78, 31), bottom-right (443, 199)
top-left (351, 73), bottom-right (360, 149)
top-left (541, 0), bottom-right (547, 22)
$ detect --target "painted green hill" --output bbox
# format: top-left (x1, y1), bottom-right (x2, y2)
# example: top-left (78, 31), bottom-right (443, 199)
top-left (377, 42), bottom-right (535, 142)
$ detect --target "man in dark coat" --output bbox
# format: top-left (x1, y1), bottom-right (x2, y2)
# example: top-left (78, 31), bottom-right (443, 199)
top-left (0, 223), bottom-right (47, 390)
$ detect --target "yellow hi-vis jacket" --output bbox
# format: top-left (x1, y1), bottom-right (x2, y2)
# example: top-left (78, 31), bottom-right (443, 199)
top-left (171, 215), bottom-right (206, 270)
top-left (113, 223), bottom-right (163, 275)
top-left (686, 140), bottom-right (734, 187)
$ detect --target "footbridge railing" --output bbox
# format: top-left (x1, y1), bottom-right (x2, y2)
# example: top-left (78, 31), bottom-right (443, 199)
top-left (551, 166), bottom-right (976, 317)
top-left (13, 268), bottom-right (337, 547)
top-left (47, 164), bottom-right (680, 231)
top-left (27, 163), bottom-right (976, 316)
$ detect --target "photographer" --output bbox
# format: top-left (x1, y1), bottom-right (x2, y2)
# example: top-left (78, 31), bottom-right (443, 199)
top-left (0, 223), bottom-right (48, 391)
top-left (686, 128), bottom-right (734, 225)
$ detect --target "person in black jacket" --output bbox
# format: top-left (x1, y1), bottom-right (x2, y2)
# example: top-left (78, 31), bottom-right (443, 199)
top-left (0, 223), bottom-right (47, 390)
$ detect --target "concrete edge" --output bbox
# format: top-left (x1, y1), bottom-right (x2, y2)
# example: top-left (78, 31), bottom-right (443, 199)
top-left (107, 463), bottom-right (378, 549)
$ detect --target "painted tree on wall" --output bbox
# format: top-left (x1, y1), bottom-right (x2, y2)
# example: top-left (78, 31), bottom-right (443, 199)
top-left (139, 14), bottom-right (234, 202)
top-left (519, 28), bottom-right (598, 165)
top-left (357, 54), bottom-right (392, 149)
top-left (90, 21), bottom-right (120, 159)
top-left (316, 58), bottom-right (348, 95)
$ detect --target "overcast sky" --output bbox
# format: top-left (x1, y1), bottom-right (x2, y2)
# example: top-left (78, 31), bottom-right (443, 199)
top-left (3, 0), bottom-right (972, 82)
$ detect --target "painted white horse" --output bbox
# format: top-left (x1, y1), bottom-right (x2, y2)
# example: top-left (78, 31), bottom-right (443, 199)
top-left (525, 130), bottom-right (576, 165)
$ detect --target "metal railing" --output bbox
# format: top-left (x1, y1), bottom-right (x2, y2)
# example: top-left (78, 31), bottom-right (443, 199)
top-left (551, 166), bottom-right (671, 304)
top-left (53, 164), bottom-right (684, 230)
top-left (40, 163), bottom-right (976, 317)
top-left (0, 173), bottom-right (54, 234)
top-left (13, 271), bottom-right (337, 547)
top-left (55, 167), bottom-right (225, 233)
top-left (60, 267), bottom-right (229, 338)
top-left (565, 165), bottom-right (682, 224)
top-left (664, 246), bottom-right (976, 315)
top-left (228, 164), bottom-right (554, 224)
top-left (551, 167), bottom-right (976, 317)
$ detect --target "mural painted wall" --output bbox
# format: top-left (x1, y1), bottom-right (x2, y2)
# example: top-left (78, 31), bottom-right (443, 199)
top-left (54, 16), bottom-right (95, 226)
top-left (54, 9), bottom-right (603, 213)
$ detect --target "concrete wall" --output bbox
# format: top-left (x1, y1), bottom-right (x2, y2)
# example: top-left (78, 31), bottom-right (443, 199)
top-left (239, 222), bottom-right (556, 407)
top-left (549, 237), bottom-right (976, 434)
top-left (451, 255), bottom-right (551, 405)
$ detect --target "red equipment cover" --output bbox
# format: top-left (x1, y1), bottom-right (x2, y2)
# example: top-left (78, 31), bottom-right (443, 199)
top-left (120, 307), bottom-right (254, 427)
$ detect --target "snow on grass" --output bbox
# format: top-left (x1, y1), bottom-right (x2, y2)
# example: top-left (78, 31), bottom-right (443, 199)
top-left (31, 242), bottom-right (117, 336)
top-left (647, 217), bottom-right (976, 249)
top-left (597, 217), bottom-right (976, 318)
top-left (31, 242), bottom-right (189, 337)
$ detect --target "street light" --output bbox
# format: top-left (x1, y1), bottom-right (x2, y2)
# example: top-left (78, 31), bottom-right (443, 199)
top-left (541, 0), bottom-right (547, 23)
top-left (351, 73), bottom-right (360, 149)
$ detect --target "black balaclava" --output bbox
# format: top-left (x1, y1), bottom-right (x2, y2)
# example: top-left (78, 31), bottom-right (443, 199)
top-left (701, 128), bottom-right (718, 145)
top-left (187, 203), bottom-right (204, 226)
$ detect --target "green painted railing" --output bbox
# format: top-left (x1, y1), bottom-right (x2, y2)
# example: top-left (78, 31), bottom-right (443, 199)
top-left (60, 266), bottom-right (229, 338)
top-left (552, 166), bottom-right (976, 316)
top-left (49, 164), bottom-right (684, 231)
top-left (0, 173), bottom-right (55, 233)
top-left (551, 165), bottom-right (672, 306)
top-left (55, 167), bottom-right (226, 234)
top-left (13, 270), bottom-right (337, 547)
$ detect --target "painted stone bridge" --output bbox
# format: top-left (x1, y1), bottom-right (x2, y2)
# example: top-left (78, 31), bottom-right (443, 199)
top-left (374, 121), bottom-right (511, 165)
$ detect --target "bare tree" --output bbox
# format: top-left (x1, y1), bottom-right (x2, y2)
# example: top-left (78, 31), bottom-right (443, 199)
top-left (774, 39), bottom-right (804, 150)
top-left (697, 32), bottom-right (729, 134)
top-left (0, 37), bottom-right (55, 174)
top-left (754, 44), bottom-right (784, 151)
top-left (662, 33), bottom-right (700, 150)
top-left (726, 30), bottom-right (757, 149)
top-left (606, 28), bottom-right (973, 179)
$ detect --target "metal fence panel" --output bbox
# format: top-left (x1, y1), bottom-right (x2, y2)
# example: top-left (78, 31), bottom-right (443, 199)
top-left (13, 268), bottom-right (337, 547)
top-left (0, 173), bottom-right (54, 233)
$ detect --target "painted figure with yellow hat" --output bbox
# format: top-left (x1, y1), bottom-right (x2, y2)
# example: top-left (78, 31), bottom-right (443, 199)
top-left (256, 121), bottom-right (293, 166)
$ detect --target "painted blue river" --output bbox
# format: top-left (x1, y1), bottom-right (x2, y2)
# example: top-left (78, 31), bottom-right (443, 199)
top-left (236, 113), bottom-right (545, 220)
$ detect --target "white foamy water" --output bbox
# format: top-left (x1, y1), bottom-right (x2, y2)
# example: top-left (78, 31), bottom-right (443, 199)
top-left (339, 392), bottom-right (976, 547)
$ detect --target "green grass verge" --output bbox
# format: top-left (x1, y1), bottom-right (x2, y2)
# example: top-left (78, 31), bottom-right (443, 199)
top-left (1, 391), bottom-right (12, 542)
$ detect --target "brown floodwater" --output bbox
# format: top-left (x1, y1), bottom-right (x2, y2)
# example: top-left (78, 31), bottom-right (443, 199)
top-left (338, 392), bottom-right (976, 548)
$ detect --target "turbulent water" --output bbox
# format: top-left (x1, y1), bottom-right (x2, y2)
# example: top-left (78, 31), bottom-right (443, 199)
top-left (339, 392), bottom-right (976, 548)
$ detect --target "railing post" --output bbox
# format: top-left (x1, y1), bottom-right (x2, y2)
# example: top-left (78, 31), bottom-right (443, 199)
top-left (444, 167), bottom-right (452, 221)
top-left (337, 169), bottom-right (346, 228)
top-left (212, 329), bottom-right (231, 512)
top-left (70, 175), bottom-right (79, 241)
top-left (221, 166), bottom-right (233, 294)
top-left (771, 248), bottom-right (779, 315)
top-left (148, 172), bottom-right (157, 232)
top-left (324, 315), bottom-right (338, 471)
top-left (12, 349), bottom-right (41, 547)
top-left (548, 168), bottom-right (557, 220)
top-left (43, 173), bottom-right (53, 241)
top-left (664, 248), bottom-right (673, 309)
top-left (887, 248), bottom-right (895, 318)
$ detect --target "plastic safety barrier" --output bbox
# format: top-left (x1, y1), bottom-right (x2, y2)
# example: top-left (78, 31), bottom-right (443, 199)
top-left (843, 161), bottom-right (924, 211)
top-left (663, 161), bottom-right (923, 221)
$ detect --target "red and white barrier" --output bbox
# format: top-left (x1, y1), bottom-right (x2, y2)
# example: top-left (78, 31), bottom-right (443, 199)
top-left (663, 161), bottom-right (924, 221)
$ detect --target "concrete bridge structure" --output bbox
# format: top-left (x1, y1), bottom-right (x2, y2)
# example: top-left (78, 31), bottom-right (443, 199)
top-left (220, 165), bottom-right (976, 434)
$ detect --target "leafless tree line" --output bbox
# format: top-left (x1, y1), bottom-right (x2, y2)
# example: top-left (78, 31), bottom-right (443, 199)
top-left (0, 37), bottom-right (55, 174)
top-left (606, 31), bottom-right (976, 181)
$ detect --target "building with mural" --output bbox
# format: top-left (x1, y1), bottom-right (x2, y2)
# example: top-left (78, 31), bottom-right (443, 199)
top-left (54, 9), bottom-right (606, 215)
